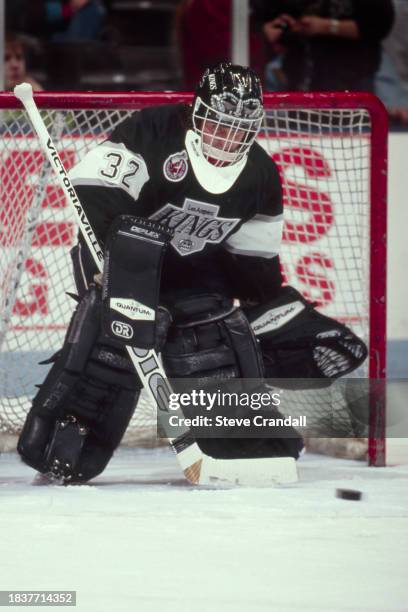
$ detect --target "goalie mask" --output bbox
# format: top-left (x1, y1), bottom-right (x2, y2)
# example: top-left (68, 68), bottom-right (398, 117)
top-left (191, 63), bottom-right (264, 168)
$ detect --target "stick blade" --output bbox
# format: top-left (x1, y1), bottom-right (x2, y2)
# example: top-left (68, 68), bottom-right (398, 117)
top-left (198, 456), bottom-right (298, 486)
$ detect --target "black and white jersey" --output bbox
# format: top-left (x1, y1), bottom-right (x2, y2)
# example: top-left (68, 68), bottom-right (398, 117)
top-left (70, 103), bottom-right (283, 302)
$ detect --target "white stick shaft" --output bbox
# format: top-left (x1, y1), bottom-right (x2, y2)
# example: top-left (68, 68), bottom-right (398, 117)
top-left (14, 83), bottom-right (104, 270)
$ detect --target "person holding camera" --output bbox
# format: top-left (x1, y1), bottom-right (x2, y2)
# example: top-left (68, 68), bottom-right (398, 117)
top-left (254, 0), bottom-right (394, 92)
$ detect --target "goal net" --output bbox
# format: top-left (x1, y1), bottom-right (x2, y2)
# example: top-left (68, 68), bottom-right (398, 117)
top-left (0, 92), bottom-right (387, 464)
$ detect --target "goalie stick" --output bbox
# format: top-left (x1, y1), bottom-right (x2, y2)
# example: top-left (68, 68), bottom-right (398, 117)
top-left (13, 83), bottom-right (297, 486)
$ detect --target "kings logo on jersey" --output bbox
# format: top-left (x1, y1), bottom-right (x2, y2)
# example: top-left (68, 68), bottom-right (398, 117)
top-left (163, 151), bottom-right (189, 182)
top-left (150, 198), bottom-right (240, 256)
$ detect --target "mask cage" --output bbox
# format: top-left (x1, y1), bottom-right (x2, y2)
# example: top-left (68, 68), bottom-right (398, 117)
top-left (192, 96), bottom-right (264, 166)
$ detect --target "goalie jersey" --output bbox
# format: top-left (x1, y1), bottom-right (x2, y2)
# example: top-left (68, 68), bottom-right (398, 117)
top-left (70, 103), bottom-right (284, 302)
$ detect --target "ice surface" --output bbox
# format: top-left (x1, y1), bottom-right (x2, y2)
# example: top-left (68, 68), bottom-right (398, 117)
top-left (1, 448), bottom-right (407, 612)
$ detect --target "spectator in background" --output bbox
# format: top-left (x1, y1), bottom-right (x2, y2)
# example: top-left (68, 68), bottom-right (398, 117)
top-left (4, 32), bottom-right (43, 91)
top-left (254, 0), bottom-right (394, 93)
top-left (383, 0), bottom-right (408, 94)
top-left (375, 51), bottom-right (408, 128)
top-left (375, 0), bottom-right (408, 128)
top-left (45, 0), bottom-right (107, 42)
top-left (12, 0), bottom-right (107, 42)
top-left (175, 0), bottom-right (267, 90)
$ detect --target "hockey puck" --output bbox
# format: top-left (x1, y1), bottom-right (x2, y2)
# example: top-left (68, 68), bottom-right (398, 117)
top-left (336, 488), bottom-right (362, 501)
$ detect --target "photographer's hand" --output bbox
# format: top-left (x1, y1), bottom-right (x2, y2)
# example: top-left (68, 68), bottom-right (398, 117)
top-left (263, 14), bottom-right (297, 44)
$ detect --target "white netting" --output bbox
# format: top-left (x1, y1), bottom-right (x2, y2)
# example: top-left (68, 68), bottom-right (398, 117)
top-left (0, 98), bottom-right (375, 446)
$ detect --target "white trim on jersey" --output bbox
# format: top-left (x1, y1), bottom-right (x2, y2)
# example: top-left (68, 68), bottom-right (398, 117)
top-left (185, 129), bottom-right (247, 194)
top-left (224, 214), bottom-right (283, 258)
top-left (69, 141), bottom-right (150, 201)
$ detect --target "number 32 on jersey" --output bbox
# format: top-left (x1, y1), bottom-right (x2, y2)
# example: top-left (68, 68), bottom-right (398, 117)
top-left (69, 141), bottom-right (150, 200)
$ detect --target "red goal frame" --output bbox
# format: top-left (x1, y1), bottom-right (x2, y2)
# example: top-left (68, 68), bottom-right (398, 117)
top-left (0, 90), bottom-right (388, 466)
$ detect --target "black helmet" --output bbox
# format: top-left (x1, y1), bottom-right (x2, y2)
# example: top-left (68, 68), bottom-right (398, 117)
top-left (192, 63), bottom-right (264, 166)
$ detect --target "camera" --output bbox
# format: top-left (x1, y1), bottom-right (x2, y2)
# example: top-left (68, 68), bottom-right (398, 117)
top-left (277, 21), bottom-right (290, 33)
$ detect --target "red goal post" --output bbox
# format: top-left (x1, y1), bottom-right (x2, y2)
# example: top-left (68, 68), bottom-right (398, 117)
top-left (0, 91), bottom-right (387, 465)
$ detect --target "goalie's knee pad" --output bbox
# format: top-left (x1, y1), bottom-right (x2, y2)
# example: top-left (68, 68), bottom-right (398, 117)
top-left (162, 292), bottom-right (264, 381)
top-left (246, 286), bottom-right (367, 383)
top-left (18, 285), bottom-right (141, 483)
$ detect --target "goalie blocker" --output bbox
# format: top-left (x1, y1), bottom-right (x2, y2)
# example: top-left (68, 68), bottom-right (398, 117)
top-left (101, 215), bottom-right (173, 348)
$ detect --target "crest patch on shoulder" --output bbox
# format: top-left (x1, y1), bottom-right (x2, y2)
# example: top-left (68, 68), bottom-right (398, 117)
top-left (163, 150), bottom-right (188, 182)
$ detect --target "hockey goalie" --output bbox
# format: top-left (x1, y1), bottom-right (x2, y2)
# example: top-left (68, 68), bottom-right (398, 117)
top-left (17, 63), bottom-right (367, 483)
